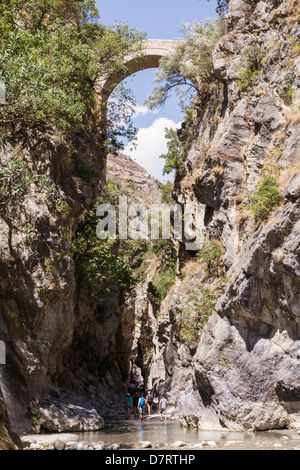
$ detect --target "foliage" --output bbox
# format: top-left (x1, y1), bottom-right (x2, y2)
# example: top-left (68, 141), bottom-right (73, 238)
top-left (106, 84), bottom-right (138, 152)
top-left (118, 239), bottom-right (152, 284)
top-left (36, 175), bottom-right (57, 205)
top-left (0, 0), bottom-right (144, 143)
top-left (152, 239), bottom-right (175, 258)
top-left (0, 156), bottom-right (73, 215)
top-left (97, 178), bottom-right (125, 206)
top-left (71, 210), bottom-right (135, 302)
top-left (160, 181), bottom-right (174, 205)
top-left (23, 224), bottom-right (35, 244)
top-left (150, 262), bottom-right (177, 305)
top-left (217, 357), bottom-right (232, 368)
top-left (250, 161), bottom-right (282, 223)
top-left (205, 0), bottom-right (229, 16)
top-left (196, 238), bottom-right (223, 276)
top-left (0, 156), bottom-right (36, 212)
top-left (144, 18), bottom-right (226, 111)
top-left (236, 68), bottom-right (261, 91)
top-left (0, 299), bottom-right (27, 333)
top-left (26, 407), bottom-right (39, 428)
top-left (96, 180), bottom-right (177, 286)
top-left (175, 286), bottom-right (217, 344)
top-left (280, 86), bottom-right (295, 105)
top-left (236, 43), bottom-right (266, 91)
top-left (159, 128), bottom-right (186, 177)
top-left (148, 239), bottom-right (177, 305)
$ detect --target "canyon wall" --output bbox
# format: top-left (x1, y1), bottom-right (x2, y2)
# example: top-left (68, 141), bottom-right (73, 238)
top-left (132, 0), bottom-right (300, 431)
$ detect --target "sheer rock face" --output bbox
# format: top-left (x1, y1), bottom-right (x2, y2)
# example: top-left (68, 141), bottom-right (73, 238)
top-left (139, 0), bottom-right (300, 431)
top-left (106, 153), bottom-right (162, 206)
top-left (0, 392), bottom-right (20, 450)
top-left (0, 129), bottom-right (162, 440)
top-left (0, 126), bottom-right (107, 436)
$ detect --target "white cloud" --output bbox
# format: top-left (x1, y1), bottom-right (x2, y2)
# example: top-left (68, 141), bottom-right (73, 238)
top-left (133, 105), bottom-right (160, 118)
top-left (133, 105), bottom-right (148, 117)
top-left (124, 117), bottom-right (182, 182)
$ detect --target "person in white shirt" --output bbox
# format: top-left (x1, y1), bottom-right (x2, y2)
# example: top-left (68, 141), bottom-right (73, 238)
top-left (159, 394), bottom-right (168, 422)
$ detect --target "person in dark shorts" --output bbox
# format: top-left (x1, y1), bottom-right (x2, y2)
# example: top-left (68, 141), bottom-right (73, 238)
top-left (146, 391), bottom-right (154, 415)
top-left (133, 392), bottom-right (139, 418)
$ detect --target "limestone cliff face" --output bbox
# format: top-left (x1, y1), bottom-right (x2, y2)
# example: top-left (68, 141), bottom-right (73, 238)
top-left (0, 125), bottom-right (106, 435)
top-left (0, 136), bottom-right (162, 440)
top-left (106, 153), bottom-right (162, 206)
top-left (139, 0), bottom-right (300, 431)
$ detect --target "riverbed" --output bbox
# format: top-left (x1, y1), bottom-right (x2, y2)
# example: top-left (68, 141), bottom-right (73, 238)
top-left (75, 416), bottom-right (300, 451)
top-left (21, 411), bottom-right (300, 451)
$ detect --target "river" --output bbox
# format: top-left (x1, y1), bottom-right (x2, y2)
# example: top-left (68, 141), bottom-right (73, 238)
top-left (75, 416), bottom-right (300, 450)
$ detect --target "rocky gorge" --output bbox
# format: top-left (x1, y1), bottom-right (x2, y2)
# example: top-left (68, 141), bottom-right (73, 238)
top-left (0, 0), bottom-right (300, 450)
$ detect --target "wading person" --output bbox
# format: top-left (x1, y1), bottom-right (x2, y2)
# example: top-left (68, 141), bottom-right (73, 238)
top-left (138, 394), bottom-right (146, 422)
top-left (159, 394), bottom-right (168, 422)
top-left (133, 392), bottom-right (139, 418)
top-left (146, 391), bottom-right (154, 416)
top-left (125, 393), bottom-right (133, 418)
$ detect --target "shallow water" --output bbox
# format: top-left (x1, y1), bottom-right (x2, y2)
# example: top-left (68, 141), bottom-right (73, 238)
top-left (77, 416), bottom-right (300, 450)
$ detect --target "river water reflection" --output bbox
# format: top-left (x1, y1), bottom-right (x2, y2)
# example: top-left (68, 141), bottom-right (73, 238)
top-left (77, 417), bottom-right (300, 450)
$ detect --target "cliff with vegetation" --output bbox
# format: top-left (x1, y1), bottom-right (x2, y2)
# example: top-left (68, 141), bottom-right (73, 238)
top-left (138, 0), bottom-right (300, 431)
top-left (0, 0), bottom-right (147, 440)
top-left (0, 0), bottom-right (300, 447)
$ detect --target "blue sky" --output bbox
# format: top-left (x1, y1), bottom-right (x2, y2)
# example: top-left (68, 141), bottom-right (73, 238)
top-left (95, 0), bottom-right (219, 181)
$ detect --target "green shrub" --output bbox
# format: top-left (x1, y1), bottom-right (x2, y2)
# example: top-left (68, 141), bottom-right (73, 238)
top-left (119, 239), bottom-right (152, 284)
top-left (236, 68), bottom-right (261, 91)
top-left (0, 156), bottom-right (73, 215)
top-left (152, 239), bottom-right (175, 258)
top-left (0, 156), bottom-right (36, 212)
top-left (71, 210), bottom-right (135, 302)
top-left (175, 286), bottom-right (217, 344)
top-left (251, 176), bottom-right (282, 222)
top-left (196, 238), bottom-right (223, 276)
top-left (97, 178), bottom-right (125, 206)
top-left (236, 43), bottom-right (266, 91)
top-left (26, 407), bottom-right (39, 429)
top-left (0, 299), bottom-right (27, 333)
top-left (250, 160), bottom-right (281, 223)
top-left (159, 128), bottom-right (186, 177)
top-left (160, 181), bottom-right (174, 205)
top-left (56, 201), bottom-right (72, 215)
top-left (279, 86), bottom-right (294, 105)
top-left (150, 262), bottom-right (177, 305)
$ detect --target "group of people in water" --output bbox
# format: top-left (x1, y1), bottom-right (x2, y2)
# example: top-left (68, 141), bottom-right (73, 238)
top-left (125, 391), bottom-right (168, 422)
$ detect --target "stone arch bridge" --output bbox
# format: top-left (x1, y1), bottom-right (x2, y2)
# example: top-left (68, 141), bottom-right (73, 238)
top-left (96, 39), bottom-right (177, 101)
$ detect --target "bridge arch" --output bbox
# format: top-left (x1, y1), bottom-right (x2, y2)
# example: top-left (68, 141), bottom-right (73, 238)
top-left (96, 39), bottom-right (177, 101)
